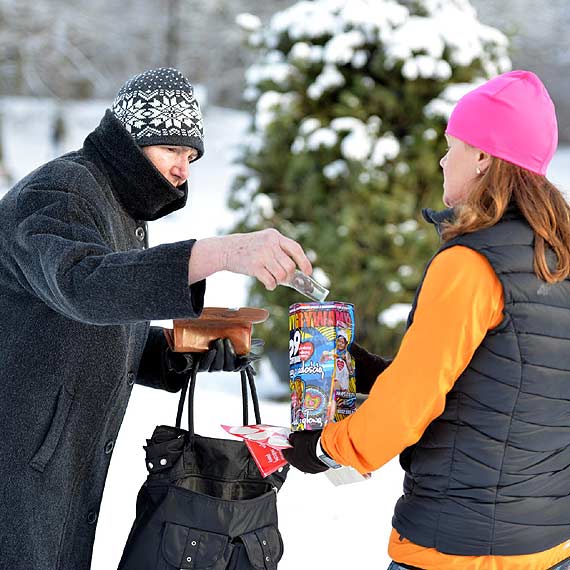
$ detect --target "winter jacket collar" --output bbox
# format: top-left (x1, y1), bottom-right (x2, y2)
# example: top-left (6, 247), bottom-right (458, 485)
top-left (422, 203), bottom-right (522, 237)
top-left (422, 206), bottom-right (454, 229)
top-left (421, 207), bottom-right (455, 237)
top-left (82, 110), bottom-right (188, 221)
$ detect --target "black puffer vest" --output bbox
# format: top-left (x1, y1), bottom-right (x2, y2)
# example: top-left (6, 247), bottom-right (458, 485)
top-left (393, 206), bottom-right (570, 556)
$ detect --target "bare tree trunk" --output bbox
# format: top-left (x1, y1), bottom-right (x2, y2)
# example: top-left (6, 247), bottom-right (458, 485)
top-left (165, 0), bottom-right (182, 68)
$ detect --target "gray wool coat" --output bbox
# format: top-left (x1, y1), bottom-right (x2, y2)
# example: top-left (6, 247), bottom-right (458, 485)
top-left (0, 110), bottom-right (206, 569)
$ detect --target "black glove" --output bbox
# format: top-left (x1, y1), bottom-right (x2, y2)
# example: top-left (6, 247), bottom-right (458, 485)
top-left (351, 342), bottom-right (392, 394)
top-left (165, 338), bottom-right (263, 375)
top-left (282, 430), bottom-right (329, 474)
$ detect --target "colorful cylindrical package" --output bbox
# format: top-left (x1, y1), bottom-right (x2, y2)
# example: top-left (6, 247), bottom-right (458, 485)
top-left (289, 302), bottom-right (356, 431)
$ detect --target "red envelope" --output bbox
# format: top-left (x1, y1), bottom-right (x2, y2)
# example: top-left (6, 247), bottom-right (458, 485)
top-left (245, 440), bottom-right (288, 478)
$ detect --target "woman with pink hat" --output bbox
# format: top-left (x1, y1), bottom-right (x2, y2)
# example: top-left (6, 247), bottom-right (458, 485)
top-left (285, 71), bottom-right (570, 570)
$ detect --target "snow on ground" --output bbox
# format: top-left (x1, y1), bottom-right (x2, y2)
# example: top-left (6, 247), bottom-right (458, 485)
top-left (1, 97), bottom-right (569, 569)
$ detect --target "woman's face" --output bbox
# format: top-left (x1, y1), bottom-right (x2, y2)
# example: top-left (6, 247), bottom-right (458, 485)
top-left (440, 135), bottom-right (486, 207)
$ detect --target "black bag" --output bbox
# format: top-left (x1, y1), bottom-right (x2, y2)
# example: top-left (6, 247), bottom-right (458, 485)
top-left (118, 365), bottom-right (288, 570)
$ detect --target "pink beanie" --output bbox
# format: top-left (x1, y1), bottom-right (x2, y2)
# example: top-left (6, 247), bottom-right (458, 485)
top-left (446, 70), bottom-right (558, 175)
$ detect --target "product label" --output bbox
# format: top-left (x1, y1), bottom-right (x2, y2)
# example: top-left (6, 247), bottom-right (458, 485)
top-left (289, 302), bottom-right (356, 431)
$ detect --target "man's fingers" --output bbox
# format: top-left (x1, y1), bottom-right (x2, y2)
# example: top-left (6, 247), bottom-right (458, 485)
top-left (273, 250), bottom-right (297, 283)
top-left (257, 267), bottom-right (278, 290)
top-left (222, 338), bottom-right (237, 371)
top-left (264, 257), bottom-right (289, 285)
top-left (198, 349), bottom-right (216, 372)
top-left (209, 338), bottom-right (225, 371)
top-left (279, 236), bottom-right (312, 275)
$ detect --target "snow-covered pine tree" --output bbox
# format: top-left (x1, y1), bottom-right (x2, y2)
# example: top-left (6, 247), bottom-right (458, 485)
top-left (230, 0), bottom-right (511, 359)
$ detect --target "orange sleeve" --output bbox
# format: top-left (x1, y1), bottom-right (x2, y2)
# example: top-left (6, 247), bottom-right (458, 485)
top-left (321, 245), bottom-right (504, 474)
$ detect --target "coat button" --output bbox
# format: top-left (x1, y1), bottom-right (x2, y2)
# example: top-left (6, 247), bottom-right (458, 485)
top-left (127, 371), bottom-right (135, 386)
top-left (135, 226), bottom-right (145, 241)
top-left (104, 440), bottom-right (115, 454)
top-left (87, 511), bottom-right (98, 524)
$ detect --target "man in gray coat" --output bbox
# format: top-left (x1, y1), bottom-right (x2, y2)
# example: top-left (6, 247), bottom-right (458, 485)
top-left (0, 68), bottom-right (310, 569)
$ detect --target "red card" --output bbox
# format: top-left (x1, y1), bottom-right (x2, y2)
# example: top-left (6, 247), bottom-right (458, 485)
top-left (245, 440), bottom-right (288, 478)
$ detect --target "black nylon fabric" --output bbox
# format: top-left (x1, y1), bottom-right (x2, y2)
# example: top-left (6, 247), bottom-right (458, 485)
top-left (118, 426), bottom-right (287, 570)
top-left (393, 206), bottom-right (570, 555)
top-left (119, 364), bottom-right (288, 570)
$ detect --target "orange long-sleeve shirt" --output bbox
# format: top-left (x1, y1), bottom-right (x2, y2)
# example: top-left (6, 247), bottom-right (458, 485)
top-left (321, 245), bottom-right (570, 570)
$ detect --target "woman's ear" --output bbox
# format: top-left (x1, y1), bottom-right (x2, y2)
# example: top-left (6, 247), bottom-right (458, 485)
top-left (477, 151), bottom-right (492, 174)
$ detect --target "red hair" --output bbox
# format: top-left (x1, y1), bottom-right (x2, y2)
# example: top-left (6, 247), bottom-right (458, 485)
top-left (441, 158), bottom-right (570, 283)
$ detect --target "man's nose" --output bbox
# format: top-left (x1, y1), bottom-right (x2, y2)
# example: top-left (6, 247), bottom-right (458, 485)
top-left (172, 159), bottom-right (189, 182)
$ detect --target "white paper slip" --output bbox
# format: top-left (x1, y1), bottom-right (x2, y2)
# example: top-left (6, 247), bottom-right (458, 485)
top-left (324, 466), bottom-right (371, 486)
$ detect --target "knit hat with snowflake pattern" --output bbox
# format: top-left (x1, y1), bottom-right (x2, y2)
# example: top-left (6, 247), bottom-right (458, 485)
top-left (112, 67), bottom-right (204, 160)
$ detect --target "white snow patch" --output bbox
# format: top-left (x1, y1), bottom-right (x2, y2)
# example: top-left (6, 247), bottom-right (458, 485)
top-left (312, 266), bottom-right (331, 288)
top-left (387, 279), bottom-right (403, 292)
top-left (331, 116), bottom-right (367, 133)
top-left (289, 41), bottom-right (313, 62)
top-left (351, 50), bottom-right (369, 68)
top-left (255, 91), bottom-right (297, 131)
top-left (252, 193), bottom-right (275, 218)
top-left (386, 15), bottom-right (446, 63)
top-left (306, 127), bottom-right (338, 150)
top-left (378, 303), bottom-right (412, 327)
top-left (398, 265), bottom-right (414, 278)
top-left (236, 12), bottom-right (261, 32)
top-left (396, 162), bottom-right (410, 176)
top-left (323, 159), bottom-right (348, 179)
top-left (270, 1), bottom-right (343, 41)
top-left (299, 117), bottom-right (322, 136)
top-left (371, 134), bottom-right (400, 166)
top-left (324, 30), bottom-right (367, 65)
top-left (307, 64), bottom-right (345, 100)
top-left (341, 126), bottom-right (372, 161)
top-left (246, 61), bottom-right (294, 87)
top-left (402, 55), bottom-right (452, 80)
top-left (399, 219), bottom-right (419, 233)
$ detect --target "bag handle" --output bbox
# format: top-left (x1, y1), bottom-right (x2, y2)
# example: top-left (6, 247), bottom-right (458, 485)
top-left (175, 358), bottom-right (262, 436)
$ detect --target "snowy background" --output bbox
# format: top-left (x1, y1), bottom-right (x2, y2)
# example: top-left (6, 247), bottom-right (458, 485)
top-left (1, 99), bottom-right (569, 569)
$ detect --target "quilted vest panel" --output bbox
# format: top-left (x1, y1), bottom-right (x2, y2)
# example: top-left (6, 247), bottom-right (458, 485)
top-left (393, 208), bottom-right (570, 555)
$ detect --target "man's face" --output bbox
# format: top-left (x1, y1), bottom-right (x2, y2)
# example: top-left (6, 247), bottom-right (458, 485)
top-left (141, 145), bottom-right (198, 187)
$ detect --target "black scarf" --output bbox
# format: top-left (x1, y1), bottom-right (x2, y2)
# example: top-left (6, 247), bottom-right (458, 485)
top-left (82, 110), bottom-right (188, 221)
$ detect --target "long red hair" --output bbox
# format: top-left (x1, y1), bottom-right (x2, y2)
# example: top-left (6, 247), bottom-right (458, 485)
top-left (441, 158), bottom-right (570, 283)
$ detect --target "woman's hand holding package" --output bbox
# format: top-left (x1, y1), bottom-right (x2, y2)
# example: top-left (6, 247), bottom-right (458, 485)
top-left (282, 430), bottom-right (329, 474)
top-left (351, 342), bottom-right (392, 394)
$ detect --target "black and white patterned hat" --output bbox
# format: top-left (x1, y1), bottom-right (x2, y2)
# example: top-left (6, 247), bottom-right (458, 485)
top-left (112, 67), bottom-right (204, 159)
